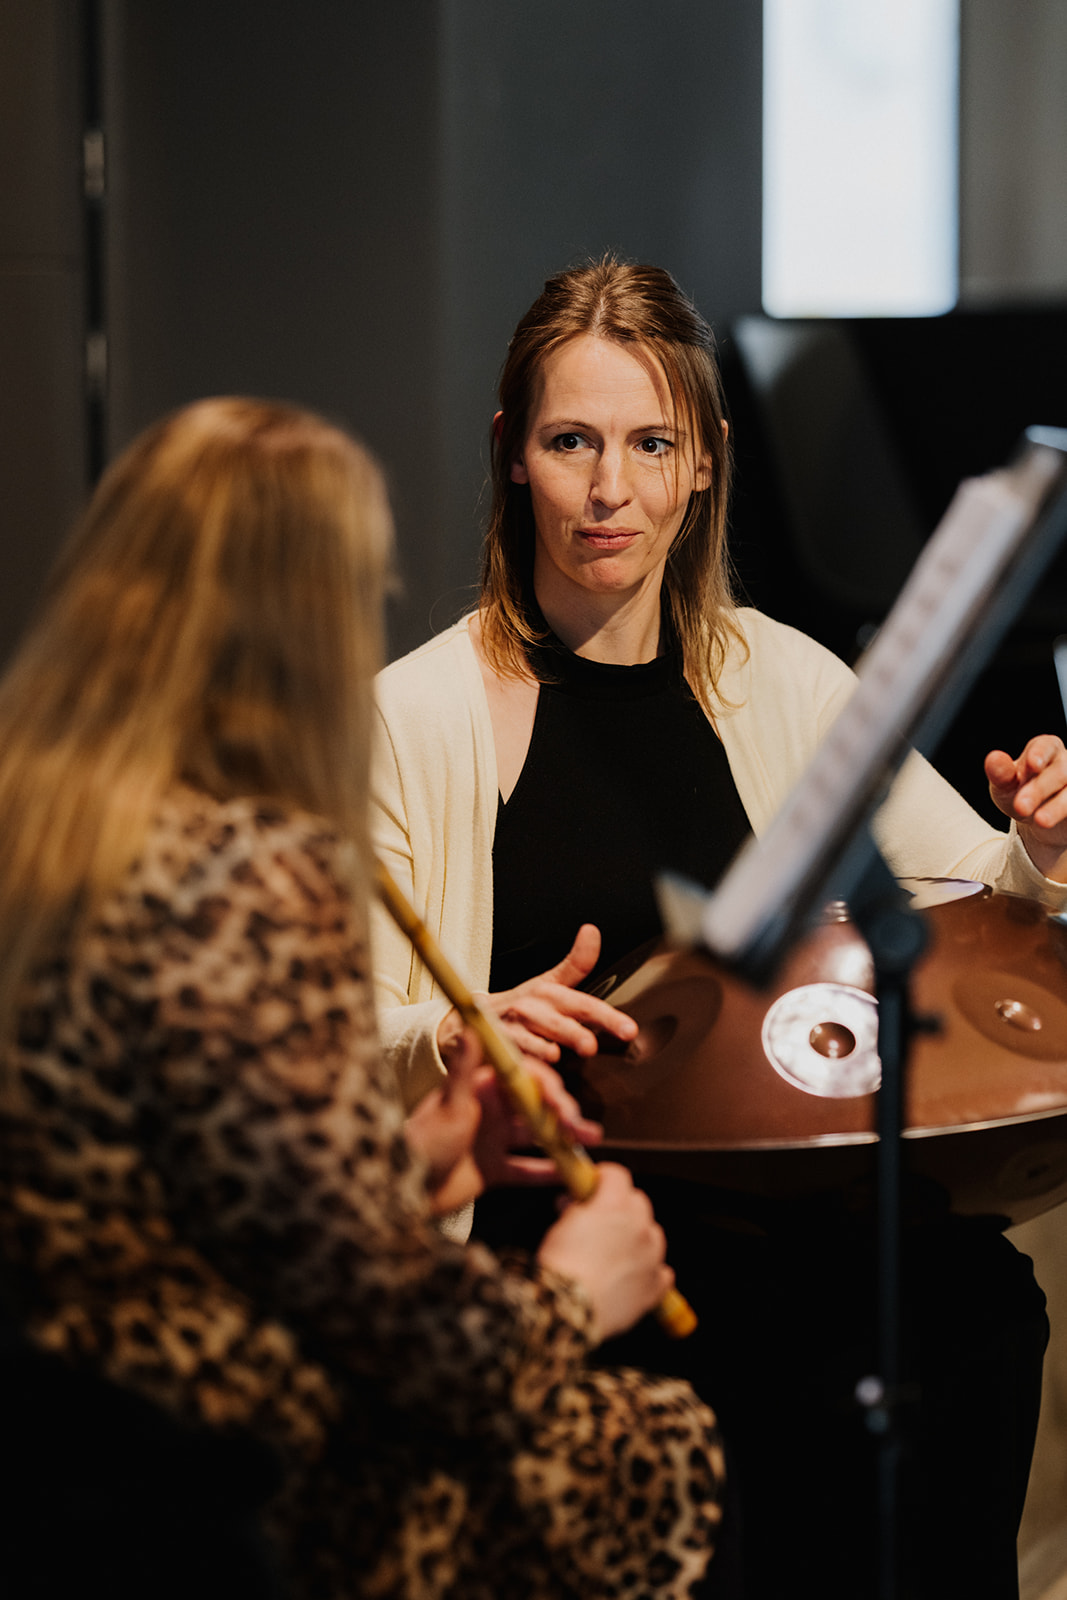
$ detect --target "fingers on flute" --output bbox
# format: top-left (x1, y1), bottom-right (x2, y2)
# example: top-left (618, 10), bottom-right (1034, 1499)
top-left (537, 1163), bottom-right (673, 1343)
top-left (496, 1153), bottom-right (571, 1185)
top-left (518, 1058), bottom-right (603, 1145)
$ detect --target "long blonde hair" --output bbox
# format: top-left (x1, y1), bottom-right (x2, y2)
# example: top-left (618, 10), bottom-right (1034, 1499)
top-left (0, 397), bottom-right (392, 1032)
top-left (481, 257), bottom-right (742, 710)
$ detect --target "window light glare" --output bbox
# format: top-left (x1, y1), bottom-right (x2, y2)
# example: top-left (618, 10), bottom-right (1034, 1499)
top-left (763, 0), bottom-right (959, 318)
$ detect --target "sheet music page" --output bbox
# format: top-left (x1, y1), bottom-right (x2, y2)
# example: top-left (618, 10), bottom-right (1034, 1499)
top-left (694, 434), bottom-right (1067, 971)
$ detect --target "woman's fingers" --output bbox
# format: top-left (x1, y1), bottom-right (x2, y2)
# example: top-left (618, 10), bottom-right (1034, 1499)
top-left (987, 736), bottom-right (1067, 819)
top-left (543, 923), bottom-right (602, 987)
top-left (537, 1163), bottom-right (673, 1342)
top-left (516, 1057), bottom-right (603, 1146)
top-left (434, 925), bottom-right (636, 1069)
top-left (404, 1029), bottom-right (493, 1211)
top-left (488, 980), bottom-right (637, 1055)
top-left (490, 925), bottom-right (637, 1053)
top-left (987, 736), bottom-right (1067, 881)
top-left (493, 1152), bottom-right (571, 1185)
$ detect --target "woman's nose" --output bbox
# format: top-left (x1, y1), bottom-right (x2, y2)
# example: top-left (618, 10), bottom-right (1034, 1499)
top-left (590, 447), bottom-right (631, 508)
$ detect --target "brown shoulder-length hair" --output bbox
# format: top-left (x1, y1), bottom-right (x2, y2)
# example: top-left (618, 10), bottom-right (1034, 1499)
top-left (480, 256), bottom-right (742, 710)
top-left (0, 396), bottom-right (392, 1033)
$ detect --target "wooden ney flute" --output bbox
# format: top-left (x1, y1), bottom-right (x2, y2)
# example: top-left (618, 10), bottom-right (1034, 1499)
top-left (375, 859), bottom-right (697, 1339)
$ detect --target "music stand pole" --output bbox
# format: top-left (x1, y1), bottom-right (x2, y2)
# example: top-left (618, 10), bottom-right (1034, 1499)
top-left (847, 853), bottom-right (929, 1600)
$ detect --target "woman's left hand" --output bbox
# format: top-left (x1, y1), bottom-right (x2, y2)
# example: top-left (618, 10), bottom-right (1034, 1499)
top-left (986, 735), bottom-right (1067, 881)
top-left (404, 1028), bottom-right (602, 1214)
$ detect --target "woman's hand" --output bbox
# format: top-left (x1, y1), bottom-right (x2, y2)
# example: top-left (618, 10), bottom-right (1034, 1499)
top-left (436, 924), bottom-right (638, 1065)
top-left (537, 1163), bottom-right (674, 1344)
top-left (404, 1029), bottom-right (486, 1213)
top-left (986, 735), bottom-right (1067, 881)
top-left (405, 1028), bottom-right (603, 1215)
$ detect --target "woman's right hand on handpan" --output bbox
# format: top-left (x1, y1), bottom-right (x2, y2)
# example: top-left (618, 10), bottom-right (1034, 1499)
top-left (536, 1163), bottom-right (674, 1343)
top-left (436, 923), bottom-right (638, 1065)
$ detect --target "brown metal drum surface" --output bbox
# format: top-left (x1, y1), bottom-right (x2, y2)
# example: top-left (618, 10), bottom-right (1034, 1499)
top-left (571, 886), bottom-right (1067, 1225)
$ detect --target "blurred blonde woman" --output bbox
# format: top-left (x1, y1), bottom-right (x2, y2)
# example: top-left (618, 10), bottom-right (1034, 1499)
top-left (0, 398), bottom-right (725, 1599)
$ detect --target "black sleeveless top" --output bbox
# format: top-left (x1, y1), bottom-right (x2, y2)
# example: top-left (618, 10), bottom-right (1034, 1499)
top-left (489, 632), bottom-right (751, 991)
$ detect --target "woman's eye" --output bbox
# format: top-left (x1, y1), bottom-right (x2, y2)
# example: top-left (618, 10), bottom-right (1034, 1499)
top-left (637, 436), bottom-right (672, 457)
top-left (551, 433), bottom-right (586, 453)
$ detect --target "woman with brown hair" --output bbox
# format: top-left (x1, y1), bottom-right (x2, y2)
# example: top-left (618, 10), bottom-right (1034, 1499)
top-left (374, 258), bottom-right (1067, 1100)
top-left (372, 258), bottom-right (1067, 1597)
top-left (0, 397), bottom-right (726, 1599)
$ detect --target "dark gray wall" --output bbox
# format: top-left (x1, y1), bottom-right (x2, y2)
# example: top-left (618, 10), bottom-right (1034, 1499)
top-left (10, 3), bottom-right (1063, 670)
top-left (103, 0), bottom-right (447, 656)
top-left (0, 0), bottom-right (86, 663)
top-left (434, 1), bottom-right (763, 632)
top-left (98, 0), bottom-right (763, 656)
top-left (960, 0), bottom-right (1067, 306)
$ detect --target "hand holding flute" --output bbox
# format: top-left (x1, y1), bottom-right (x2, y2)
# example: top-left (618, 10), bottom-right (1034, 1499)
top-left (378, 861), bottom-right (697, 1339)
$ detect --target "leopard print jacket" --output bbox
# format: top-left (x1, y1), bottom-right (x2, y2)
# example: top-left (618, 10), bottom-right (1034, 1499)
top-left (0, 788), bottom-right (723, 1598)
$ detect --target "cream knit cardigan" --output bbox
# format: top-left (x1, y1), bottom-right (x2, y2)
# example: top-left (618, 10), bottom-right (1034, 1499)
top-left (372, 608), bottom-right (1063, 1108)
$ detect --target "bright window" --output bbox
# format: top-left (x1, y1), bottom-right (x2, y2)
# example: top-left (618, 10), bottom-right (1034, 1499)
top-left (763, 0), bottom-right (959, 318)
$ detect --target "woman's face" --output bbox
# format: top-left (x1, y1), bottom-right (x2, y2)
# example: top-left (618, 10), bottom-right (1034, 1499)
top-left (510, 333), bottom-right (710, 617)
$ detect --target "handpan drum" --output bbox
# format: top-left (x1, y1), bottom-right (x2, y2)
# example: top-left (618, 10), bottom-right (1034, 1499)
top-left (569, 882), bottom-right (1067, 1227)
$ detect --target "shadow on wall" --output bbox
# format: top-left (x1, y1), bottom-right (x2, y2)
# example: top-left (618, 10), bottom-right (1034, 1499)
top-left (723, 307), bottom-right (1067, 824)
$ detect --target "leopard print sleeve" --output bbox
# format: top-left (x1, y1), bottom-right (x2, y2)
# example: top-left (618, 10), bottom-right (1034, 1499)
top-left (76, 791), bottom-right (593, 1441)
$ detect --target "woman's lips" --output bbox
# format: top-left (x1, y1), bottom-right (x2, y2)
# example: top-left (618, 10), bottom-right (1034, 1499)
top-left (577, 527), bottom-right (639, 548)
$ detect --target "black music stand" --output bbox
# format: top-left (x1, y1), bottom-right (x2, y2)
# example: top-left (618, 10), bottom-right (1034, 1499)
top-left (661, 426), bottom-right (1067, 1599)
